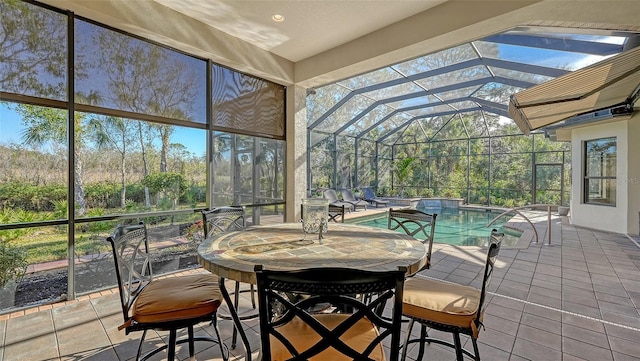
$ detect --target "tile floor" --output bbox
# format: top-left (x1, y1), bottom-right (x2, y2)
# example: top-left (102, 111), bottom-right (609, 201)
top-left (1, 213), bottom-right (640, 361)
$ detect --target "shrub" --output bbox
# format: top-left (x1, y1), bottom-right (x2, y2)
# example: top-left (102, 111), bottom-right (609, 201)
top-left (0, 241), bottom-right (28, 288)
top-left (84, 181), bottom-right (120, 208)
top-left (442, 188), bottom-right (461, 198)
top-left (419, 188), bottom-right (435, 198)
top-left (403, 188), bottom-right (417, 197)
top-left (0, 182), bottom-right (66, 211)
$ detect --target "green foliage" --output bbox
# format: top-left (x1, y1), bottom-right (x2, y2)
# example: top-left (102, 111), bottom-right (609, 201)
top-left (183, 191), bottom-right (197, 208)
top-left (393, 157), bottom-right (415, 183)
top-left (310, 188), bottom-right (325, 198)
top-left (157, 196), bottom-right (174, 211)
top-left (403, 188), bottom-right (417, 197)
top-left (0, 182), bottom-right (66, 212)
top-left (84, 182), bottom-right (121, 208)
top-left (125, 199), bottom-right (144, 212)
top-left (0, 241), bottom-right (28, 288)
top-left (442, 188), bottom-right (461, 198)
top-left (125, 184), bottom-right (147, 205)
top-left (83, 208), bottom-right (114, 232)
top-left (0, 206), bottom-right (62, 242)
top-left (50, 199), bottom-right (67, 219)
top-left (393, 157), bottom-right (415, 196)
top-left (0, 210), bottom-right (35, 241)
top-left (419, 188), bottom-right (435, 198)
top-left (143, 173), bottom-right (187, 199)
top-left (378, 186), bottom-right (391, 197)
top-left (502, 198), bottom-right (517, 208)
top-left (182, 184), bottom-right (205, 207)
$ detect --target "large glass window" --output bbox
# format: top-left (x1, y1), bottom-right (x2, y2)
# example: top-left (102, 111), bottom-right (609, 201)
top-left (0, 104), bottom-right (68, 223)
top-left (75, 19), bottom-right (207, 124)
top-left (211, 132), bottom-right (284, 206)
top-left (212, 65), bottom-right (285, 139)
top-left (0, 1), bottom-right (286, 312)
top-left (77, 111), bottom-right (207, 215)
top-left (0, 0), bottom-right (67, 100)
top-left (584, 137), bottom-right (616, 205)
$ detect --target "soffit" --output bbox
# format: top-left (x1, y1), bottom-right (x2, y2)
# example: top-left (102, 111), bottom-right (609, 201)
top-left (152, 0), bottom-right (447, 62)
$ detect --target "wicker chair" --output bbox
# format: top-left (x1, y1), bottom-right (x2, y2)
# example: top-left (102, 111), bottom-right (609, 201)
top-left (255, 265), bottom-right (406, 361)
top-left (106, 222), bottom-right (228, 361)
top-left (400, 229), bottom-right (504, 361)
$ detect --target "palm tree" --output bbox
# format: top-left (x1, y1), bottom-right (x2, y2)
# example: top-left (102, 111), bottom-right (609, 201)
top-left (17, 105), bottom-right (89, 215)
top-left (393, 157), bottom-right (415, 197)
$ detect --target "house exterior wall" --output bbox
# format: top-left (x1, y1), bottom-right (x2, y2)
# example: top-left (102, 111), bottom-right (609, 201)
top-left (627, 113), bottom-right (640, 235)
top-left (569, 119), bottom-right (634, 234)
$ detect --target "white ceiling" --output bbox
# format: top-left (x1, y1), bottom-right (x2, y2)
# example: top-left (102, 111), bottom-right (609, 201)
top-left (39, 0), bottom-right (640, 87)
top-left (152, 0), bottom-right (447, 62)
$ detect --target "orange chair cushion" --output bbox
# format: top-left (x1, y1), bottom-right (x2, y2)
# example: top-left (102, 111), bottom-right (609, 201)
top-left (270, 313), bottom-right (386, 361)
top-left (132, 274), bottom-right (222, 324)
top-left (402, 276), bottom-right (481, 331)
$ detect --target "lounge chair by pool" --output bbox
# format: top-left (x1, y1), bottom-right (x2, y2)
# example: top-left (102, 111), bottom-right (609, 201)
top-left (340, 188), bottom-right (368, 211)
top-left (323, 189), bottom-right (355, 212)
top-left (362, 187), bottom-right (389, 208)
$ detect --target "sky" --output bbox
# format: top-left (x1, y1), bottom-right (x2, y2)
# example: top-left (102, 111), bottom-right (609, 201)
top-left (0, 103), bottom-right (206, 156)
top-left (1, 34), bottom-right (627, 157)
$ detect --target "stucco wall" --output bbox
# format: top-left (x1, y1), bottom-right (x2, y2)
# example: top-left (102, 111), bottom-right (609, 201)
top-left (626, 113), bottom-right (640, 235)
top-left (570, 120), bottom-right (629, 234)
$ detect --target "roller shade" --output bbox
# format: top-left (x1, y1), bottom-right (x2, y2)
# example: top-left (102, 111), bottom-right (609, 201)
top-left (509, 46), bottom-right (640, 134)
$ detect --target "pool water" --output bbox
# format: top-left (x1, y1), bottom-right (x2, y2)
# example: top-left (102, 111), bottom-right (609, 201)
top-left (347, 207), bottom-right (521, 247)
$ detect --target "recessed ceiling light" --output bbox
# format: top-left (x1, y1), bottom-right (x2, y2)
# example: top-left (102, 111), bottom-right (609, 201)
top-left (272, 14), bottom-right (285, 22)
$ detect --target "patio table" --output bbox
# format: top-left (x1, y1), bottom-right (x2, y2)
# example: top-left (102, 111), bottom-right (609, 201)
top-left (197, 222), bottom-right (427, 361)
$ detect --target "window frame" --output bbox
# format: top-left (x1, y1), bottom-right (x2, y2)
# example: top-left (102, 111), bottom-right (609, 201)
top-left (583, 137), bottom-right (617, 206)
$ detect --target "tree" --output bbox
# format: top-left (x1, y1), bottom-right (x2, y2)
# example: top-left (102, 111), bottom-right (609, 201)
top-left (142, 172), bottom-right (187, 210)
top-left (87, 115), bottom-right (137, 208)
top-left (92, 30), bottom-right (198, 174)
top-left (393, 157), bottom-right (415, 197)
top-left (1, 1), bottom-right (100, 216)
top-left (16, 105), bottom-right (90, 215)
top-left (0, 0), bottom-right (66, 98)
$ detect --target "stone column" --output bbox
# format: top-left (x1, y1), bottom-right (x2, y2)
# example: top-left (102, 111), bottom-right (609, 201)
top-left (285, 85), bottom-right (308, 222)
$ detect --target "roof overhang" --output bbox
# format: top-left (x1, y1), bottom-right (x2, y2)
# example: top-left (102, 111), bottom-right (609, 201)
top-left (508, 46), bottom-right (640, 135)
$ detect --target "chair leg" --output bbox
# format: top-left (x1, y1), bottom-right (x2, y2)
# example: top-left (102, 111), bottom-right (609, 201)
top-left (401, 320), bottom-right (429, 361)
top-left (453, 332), bottom-right (464, 361)
top-left (188, 326), bottom-right (195, 361)
top-left (250, 284), bottom-right (256, 309)
top-left (136, 329), bottom-right (148, 361)
top-left (416, 323), bottom-right (428, 361)
top-left (400, 319), bottom-right (414, 361)
top-left (471, 337), bottom-right (481, 361)
top-left (168, 329), bottom-right (177, 361)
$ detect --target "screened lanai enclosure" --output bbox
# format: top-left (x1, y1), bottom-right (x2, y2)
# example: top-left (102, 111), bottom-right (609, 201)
top-left (2, 0), bottom-right (640, 314)
top-left (306, 27), bottom-right (639, 207)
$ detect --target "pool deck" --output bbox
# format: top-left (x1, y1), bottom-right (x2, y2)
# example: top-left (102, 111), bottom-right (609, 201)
top-left (2, 205), bottom-right (640, 360)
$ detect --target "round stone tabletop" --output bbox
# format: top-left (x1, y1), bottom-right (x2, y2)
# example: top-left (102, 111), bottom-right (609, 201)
top-left (197, 222), bottom-right (427, 284)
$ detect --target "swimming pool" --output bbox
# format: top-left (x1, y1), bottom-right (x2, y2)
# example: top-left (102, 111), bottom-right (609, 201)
top-left (347, 207), bottom-right (522, 247)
